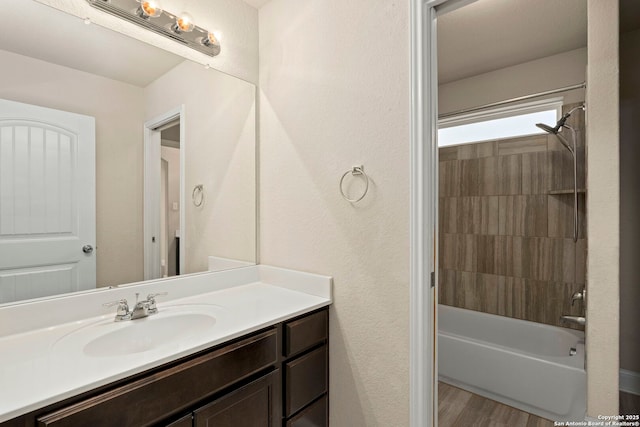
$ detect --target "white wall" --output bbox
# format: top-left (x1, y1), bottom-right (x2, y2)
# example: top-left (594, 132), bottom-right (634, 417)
top-left (439, 48), bottom-right (587, 114)
top-left (37, 0), bottom-right (259, 84)
top-left (145, 61), bottom-right (256, 274)
top-left (619, 29), bottom-right (640, 374)
top-left (586, 0), bottom-right (619, 417)
top-left (259, 0), bottom-right (410, 425)
top-left (0, 49), bottom-right (145, 288)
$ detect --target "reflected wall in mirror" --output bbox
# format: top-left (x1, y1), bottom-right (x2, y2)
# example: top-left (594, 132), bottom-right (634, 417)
top-left (0, 0), bottom-right (256, 305)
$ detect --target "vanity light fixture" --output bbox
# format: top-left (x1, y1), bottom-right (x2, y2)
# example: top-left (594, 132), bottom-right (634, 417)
top-left (86, 0), bottom-right (221, 57)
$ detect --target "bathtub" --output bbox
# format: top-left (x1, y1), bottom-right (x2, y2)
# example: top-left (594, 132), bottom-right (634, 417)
top-left (438, 305), bottom-right (586, 422)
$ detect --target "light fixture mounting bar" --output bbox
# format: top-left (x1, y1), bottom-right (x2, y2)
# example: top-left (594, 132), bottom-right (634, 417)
top-left (86, 0), bottom-right (221, 57)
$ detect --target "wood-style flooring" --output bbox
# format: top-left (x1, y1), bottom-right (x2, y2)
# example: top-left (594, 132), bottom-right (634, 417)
top-left (437, 382), bottom-right (640, 426)
top-left (438, 382), bottom-right (554, 427)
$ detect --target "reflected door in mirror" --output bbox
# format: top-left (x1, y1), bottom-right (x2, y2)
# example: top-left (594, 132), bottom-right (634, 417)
top-left (0, 99), bottom-right (96, 304)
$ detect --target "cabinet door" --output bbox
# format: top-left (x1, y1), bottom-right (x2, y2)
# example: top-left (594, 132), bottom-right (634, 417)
top-left (165, 414), bottom-right (193, 427)
top-left (194, 371), bottom-right (279, 427)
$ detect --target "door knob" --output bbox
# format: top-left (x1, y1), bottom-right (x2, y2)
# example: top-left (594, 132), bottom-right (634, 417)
top-left (82, 245), bottom-right (94, 254)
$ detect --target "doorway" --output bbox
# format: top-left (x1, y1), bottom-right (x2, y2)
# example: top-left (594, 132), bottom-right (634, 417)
top-left (160, 122), bottom-right (181, 278)
top-left (144, 107), bottom-right (185, 281)
top-left (408, 1), bottom-right (614, 426)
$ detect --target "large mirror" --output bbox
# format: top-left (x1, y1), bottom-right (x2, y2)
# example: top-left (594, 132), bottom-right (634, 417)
top-left (0, 0), bottom-right (256, 305)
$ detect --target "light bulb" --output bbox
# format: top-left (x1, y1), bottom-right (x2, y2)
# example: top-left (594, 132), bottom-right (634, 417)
top-left (202, 32), bottom-right (218, 47)
top-left (139, 1), bottom-right (163, 18)
top-left (175, 12), bottom-right (195, 32)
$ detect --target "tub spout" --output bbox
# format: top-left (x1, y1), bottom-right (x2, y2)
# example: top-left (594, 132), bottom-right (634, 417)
top-left (560, 315), bottom-right (586, 326)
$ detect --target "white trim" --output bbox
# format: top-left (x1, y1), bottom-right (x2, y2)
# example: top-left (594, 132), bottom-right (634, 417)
top-left (412, 0), bottom-right (488, 425)
top-left (144, 106), bottom-right (186, 280)
top-left (620, 369), bottom-right (640, 396)
top-left (410, 0), bottom-right (437, 426)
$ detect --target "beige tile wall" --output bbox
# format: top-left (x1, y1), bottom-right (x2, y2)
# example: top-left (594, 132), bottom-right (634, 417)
top-left (438, 103), bottom-right (586, 330)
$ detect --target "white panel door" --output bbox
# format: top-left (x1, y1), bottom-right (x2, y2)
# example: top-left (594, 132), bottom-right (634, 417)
top-left (0, 98), bottom-right (95, 304)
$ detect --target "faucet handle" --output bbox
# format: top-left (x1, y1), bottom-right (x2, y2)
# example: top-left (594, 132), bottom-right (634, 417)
top-left (147, 292), bottom-right (168, 300)
top-left (571, 288), bottom-right (586, 306)
top-left (147, 292), bottom-right (168, 313)
top-left (103, 299), bottom-right (129, 317)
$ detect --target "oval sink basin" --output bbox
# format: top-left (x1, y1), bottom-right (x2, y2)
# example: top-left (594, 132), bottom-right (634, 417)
top-left (53, 305), bottom-right (219, 358)
top-left (84, 312), bottom-right (216, 357)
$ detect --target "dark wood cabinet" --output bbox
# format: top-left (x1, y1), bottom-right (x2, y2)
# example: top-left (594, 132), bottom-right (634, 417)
top-left (36, 329), bottom-right (277, 427)
top-left (285, 345), bottom-right (328, 417)
top-left (193, 371), bottom-right (279, 427)
top-left (281, 309), bottom-right (329, 426)
top-left (285, 395), bottom-right (327, 427)
top-left (283, 309), bottom-right (328, 358)
top-left (2, 308), bottom-right (329, 427)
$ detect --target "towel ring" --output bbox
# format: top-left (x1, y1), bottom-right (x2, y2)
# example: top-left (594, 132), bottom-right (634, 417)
top-left (340, 165), bottom-right (369, 203)
top-left (192, 184), bottom-right (204, 207)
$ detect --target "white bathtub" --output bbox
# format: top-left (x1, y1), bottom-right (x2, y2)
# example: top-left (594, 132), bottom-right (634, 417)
top-left (438, 305), bottom-right (586, 422)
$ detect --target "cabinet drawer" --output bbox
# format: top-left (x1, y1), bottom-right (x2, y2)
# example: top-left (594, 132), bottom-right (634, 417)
top-left (194, 370), bottom-right (279, 427)
top-left (283, 309), bottom-right (328, 358)
top-left (37, 329), bottom-right (277, 427)
top-left (284, 345), bottom-right (328, 417)
top-left (285, 395), bottom-right (327, 427)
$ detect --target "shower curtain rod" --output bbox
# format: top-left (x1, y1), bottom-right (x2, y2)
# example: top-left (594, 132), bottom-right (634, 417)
top-left (438, 81), bottom-right (586, 119)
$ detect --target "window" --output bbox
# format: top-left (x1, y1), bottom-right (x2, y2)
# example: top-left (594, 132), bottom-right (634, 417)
top-left (437, 98), bottom-right (562, 147)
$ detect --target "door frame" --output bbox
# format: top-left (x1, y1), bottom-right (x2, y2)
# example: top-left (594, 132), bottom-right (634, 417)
top-left (143, 106), bottom-right (186, 280)
top-left (410, 1), bottom-right (476, 425)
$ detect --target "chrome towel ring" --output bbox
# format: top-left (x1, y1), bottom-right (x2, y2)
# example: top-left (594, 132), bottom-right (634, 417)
top-left (192, 184), bottom-right (204, 207)
top-left (340, 165), bottom-right (369, 203)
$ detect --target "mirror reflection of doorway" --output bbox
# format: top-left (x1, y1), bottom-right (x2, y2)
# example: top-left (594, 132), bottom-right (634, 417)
top-left (160, 123), bottom-right (180, 278)
top-left (143, 106), bottom-right (184, 282)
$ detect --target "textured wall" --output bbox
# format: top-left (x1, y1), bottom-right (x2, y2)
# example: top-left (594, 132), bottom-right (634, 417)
top-left (258, 0), bottom-right (410, 425)
top-left (0, 49), bottom-right (145, 289)
top-left (619, 29), bottom-right (640, 374)
top-left (438, 103), bottom-right (586, 331)
top-left (586, 0), bottom-right (620, 418)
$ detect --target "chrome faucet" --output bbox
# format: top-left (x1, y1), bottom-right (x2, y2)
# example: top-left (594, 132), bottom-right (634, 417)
top-left (560, 315), bottom-right (586, 326)
top-left (571, 288), bottom-right (586, 306)
top-left (103, 292), bottom-right (168, 321)
top-left (561, 288), bottom-right (586, 326)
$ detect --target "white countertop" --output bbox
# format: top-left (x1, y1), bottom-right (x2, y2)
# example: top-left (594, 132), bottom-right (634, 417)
top-left (0, 265), bottom-right (332, 423)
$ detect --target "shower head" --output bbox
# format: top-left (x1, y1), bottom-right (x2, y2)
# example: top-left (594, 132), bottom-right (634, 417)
top-left (535, 123), bottom-right (558, 134)
top-left (536, 122), bottom-right (574, 153)
top-left (536, 113), bottom-right (570, 134)
top-left (536, 104), bottom-right (584, 153)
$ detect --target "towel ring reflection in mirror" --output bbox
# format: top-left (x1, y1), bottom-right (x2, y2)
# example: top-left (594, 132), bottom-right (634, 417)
top-left (192, 184), bottom-right (204, 207)
top-left (340, 165), bottom-right (369, 203)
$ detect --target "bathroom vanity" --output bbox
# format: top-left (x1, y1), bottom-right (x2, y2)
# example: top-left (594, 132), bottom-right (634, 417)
top-left (0, 266), bottom-right (332, 427)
